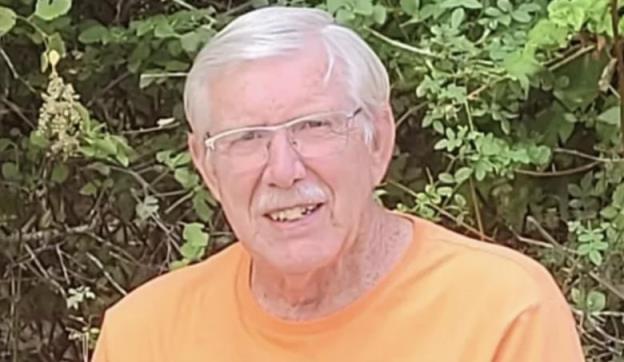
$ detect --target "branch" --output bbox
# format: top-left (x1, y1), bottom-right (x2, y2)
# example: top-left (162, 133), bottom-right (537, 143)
top-left (553, 147), bottom-right (624, 163)
top-left (0, 97), bottom-right (35, 129)
top-left (0, 224), bottom-right (94, 244)
top-left (365, 27), bottom-right (443, 59)
top-left (515, 161), bottom-right (600, 177)
top-left (527, 216), bottom-right (624, 302)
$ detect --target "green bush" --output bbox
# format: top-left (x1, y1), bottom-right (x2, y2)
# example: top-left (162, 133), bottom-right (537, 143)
top-left (1, 0), bottom-right (623, 360)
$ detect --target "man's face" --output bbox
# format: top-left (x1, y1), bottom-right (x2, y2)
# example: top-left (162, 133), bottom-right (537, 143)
top-left (189, 44), bottom-right (393, 274)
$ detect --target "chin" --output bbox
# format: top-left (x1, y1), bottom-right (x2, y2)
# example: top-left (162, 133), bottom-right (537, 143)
top-left (266, 242), bottom-right (342, 275)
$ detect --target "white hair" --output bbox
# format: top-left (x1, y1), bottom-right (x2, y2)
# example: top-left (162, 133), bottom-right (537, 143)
top-left (183, 6), bottom-right (390, 143)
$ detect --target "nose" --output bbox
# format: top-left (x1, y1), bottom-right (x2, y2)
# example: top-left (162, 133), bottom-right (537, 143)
top-left (262, 132), bottom-right (306, 188)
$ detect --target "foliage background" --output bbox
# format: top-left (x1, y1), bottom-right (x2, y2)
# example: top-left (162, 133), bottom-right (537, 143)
top-left (1, 0), bottom-right (623, 360)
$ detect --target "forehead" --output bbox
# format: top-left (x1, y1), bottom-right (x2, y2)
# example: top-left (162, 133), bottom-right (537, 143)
top-left (205, 42), bottom-right (349, 134)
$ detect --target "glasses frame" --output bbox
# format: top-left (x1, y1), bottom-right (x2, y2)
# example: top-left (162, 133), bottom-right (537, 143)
top-left (204, 107), bottom-right (363, 154)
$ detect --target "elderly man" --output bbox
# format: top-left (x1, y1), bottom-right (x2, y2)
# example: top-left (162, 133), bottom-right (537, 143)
top-left (92, 6), bottom-right (584, 362)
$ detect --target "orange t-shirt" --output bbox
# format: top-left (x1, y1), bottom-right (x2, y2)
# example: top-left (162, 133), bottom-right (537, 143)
top-left (92, 214), bottom-right (584, 362)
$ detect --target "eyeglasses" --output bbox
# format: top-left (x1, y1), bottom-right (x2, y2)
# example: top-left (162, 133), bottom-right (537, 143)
top-left (204, 107), bottom-right (362, 168)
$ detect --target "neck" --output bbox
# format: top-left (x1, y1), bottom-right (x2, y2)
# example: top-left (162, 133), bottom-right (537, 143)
top-left (249, 205), bottom-right (413, 320)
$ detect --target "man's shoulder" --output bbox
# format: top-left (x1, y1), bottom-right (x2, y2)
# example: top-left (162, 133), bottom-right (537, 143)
top-left (409, 215), bottom-right (565, 304)
top-left (104, 242), bottom-right (243, 323)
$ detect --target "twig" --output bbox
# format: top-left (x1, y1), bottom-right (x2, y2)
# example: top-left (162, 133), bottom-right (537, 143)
top-left (0, 46), bottom-right (18, 79)
top-left (516, 161), bottom-right (600, 177)
top-left (0, 224), bottom-right (93, 244)
top-left (86, 252), bottom-right (128, 296)
top-left (526, 216), bottom-right (564, 247)
top-left (515, 234), bottom-right (578, 254)
top-left (23, 243), bottom-right (66, 298)
top-left (553, 147), bottom-right (624, 163)
top-left (387, 179), bottom-right (497, 243)
top-left (587, 315), bottom-right (624, 345)
top-left (0, 97), bottom-right (35, 129)
top-left (396, 103), bottom-right (427, 129)
top-left (527, 216), bottom-right (624, 302)
top-left (590, 271), bottom-right (624, 301)
top-left (469, 177), bottom-right (485, 240)
top-left (548, 45), bottom-right (597, 72)
top-left (86, 71), bottom-right (131, 107)
top-left (365, 27), bottom-right (443, 59)
top-left (468, 46), bottom-right (595, 101)
top-left (164, 191), bottom-right (194, 215)
top-left (121, 121), bottom-right (180, 136)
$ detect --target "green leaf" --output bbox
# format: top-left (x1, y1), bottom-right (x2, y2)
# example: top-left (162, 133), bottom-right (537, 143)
top-left (613, 184), bottom-right (624, 206)
top-left (432, 120), bottom-right (445, 134)
top-left (192, 193), bottom-right (213, 222)
top-left (586, 290), bottom-right (606, 312)
top-left (136, 195), bottom-right (159, 221)
top-left (503, 50), bottom-right (540, 90)
top-left (438, 172), bottom-right (455, 183)
top-left (179, 242), bottom-right (204, 261)
top-left (372, 5), bottom-right (387, 24)
top-left (51, 163), bottom-right (69, 183)
top-left (437, 186), bottom-right (453, 197)
top-left (115, 152), bottom-right (129, 167)
top-left (154, 18), bottom-right (176, 38)
top-left (511, 9), bottom-right (531, 23)
top-left (0, 6), bottom-right (17, 37)
top-left (174, 168), bottom-right (199, 189)
top-left (496, 0), bottom-right (512, 12)
top-left (128, 41), bottom-right (150, 73)
top-left (0, 138), bottom-right (12, 153)
top-left (450, 8), bottom-right (465, 28)
top-left (440, 0), bottom-right (482, 10)
top-left (35, 0), bottom-right (71, 21)
top-left (169, 259), bottom-right (190, 270)
top-left (576, 243), bottom-right (592, 255)
top-left (527, 19), bottom-right (570, 49)
top-left (571, 288), bottom-right (583, 305)
top-left (1, 162), bottom-right (19, 180)
top-left (183, 223), bottom-right (209, 246)
top-left (485, 6), bottom-right (503, 17)
top-left (79, 24), bottom-right (108, 44)
top-left (433, 139), bottom-right (448, 151)
top-left (454, 167), bottom-right (472, 183)
top-left (88, 162), bottom-right (110, 176)
top-left (47, 32), bottom-right (66, 59)
top-left (400, 0), bottom-right (420, 16)
top-left (597, 106), bottom-right (620, 126)
top-left (80, 182), bottom-right (98, 196)
top-left (327, 0), bottom-right (348, 13)
top-left (588, 250), bottom-right (603, 266)
top-left (181, 31), bottom-right (202, 54)
top-left (353, 0), bottom-right (373, 15)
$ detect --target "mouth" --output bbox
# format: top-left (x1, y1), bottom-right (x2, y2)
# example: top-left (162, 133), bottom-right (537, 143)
top-left (264, 203), bottom-right (323, 223)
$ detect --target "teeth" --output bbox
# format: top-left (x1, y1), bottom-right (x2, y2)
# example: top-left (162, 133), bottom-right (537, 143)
top-left (268, 205), bottom-right (318, 222)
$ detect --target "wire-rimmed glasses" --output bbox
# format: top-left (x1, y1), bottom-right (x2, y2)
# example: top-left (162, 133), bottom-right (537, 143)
top-left (204, 108), bottom-right (362, 169)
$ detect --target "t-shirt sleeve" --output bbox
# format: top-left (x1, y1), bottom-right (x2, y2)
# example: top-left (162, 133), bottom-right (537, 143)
top-left (493, 297), bottom-right (585, 362)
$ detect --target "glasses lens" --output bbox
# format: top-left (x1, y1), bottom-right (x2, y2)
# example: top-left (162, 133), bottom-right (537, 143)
top-left (290, 113), bottom-right (350, 158)
top-left (214, 129), bottom-right (270, 157)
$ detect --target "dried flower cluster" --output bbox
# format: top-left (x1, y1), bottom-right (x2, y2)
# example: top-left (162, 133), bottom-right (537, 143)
top-left (36, 72), bottom-right (86, 158)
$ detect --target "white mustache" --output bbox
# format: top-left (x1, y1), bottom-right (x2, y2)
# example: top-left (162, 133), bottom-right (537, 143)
top-left (256, 182), bottom-right (327, 213)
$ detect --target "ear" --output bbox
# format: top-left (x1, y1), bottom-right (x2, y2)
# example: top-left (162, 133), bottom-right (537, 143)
top-left (188, 132), bottom-right (222, 201)
top-left (369, 103), bottom-right (396, 186)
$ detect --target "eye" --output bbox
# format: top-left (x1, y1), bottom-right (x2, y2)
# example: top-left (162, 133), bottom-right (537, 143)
top-left (236, 130), bottom-right (264, 142)
top-left (298, 119), bottom-right (331, 130)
